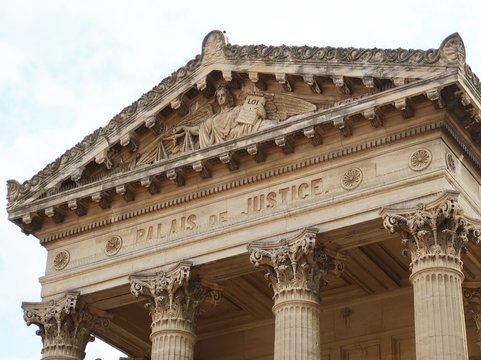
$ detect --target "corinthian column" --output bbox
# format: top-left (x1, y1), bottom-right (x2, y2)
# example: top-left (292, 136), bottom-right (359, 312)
top-left (129, 262), bottom-right (221, 360)
top-left (248, 228), bottom-right (344, 360)
top-left (22, 291), bottom-right (110, 360)
top-left (382, 191), bottom-right (481, 360)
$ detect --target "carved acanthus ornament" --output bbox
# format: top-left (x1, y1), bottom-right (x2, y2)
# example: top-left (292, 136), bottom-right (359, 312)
top-left (130, 262), bottom-right (221, 326)
top-left (22, 291), bottom-right (110, 358)
top-left (382, 192), bottom-right (481, 272)
top-left (248, 229), bottom-right (344, 302)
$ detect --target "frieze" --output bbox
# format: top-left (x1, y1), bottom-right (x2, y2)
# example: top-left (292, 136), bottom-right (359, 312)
top-left (134, 176), bottom-right (323, 243)
top-left (6, 32), bottom-right (473, 210)
top-left (40, 121), bottom-right (448, 244)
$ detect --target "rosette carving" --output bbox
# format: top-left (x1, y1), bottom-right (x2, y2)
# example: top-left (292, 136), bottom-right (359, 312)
top-left (446, 152), bottom-right (456, 173)
top-left (248, 229), bottom-right (343, 301)
top-left (53, 250), bottom-right (70, 270)
top-left (408, 149), bottom-right (432, 171)
top-left (381, 191), bottom-right (481, 271)
top-left (105, 236), bottom-right (122, 256)
top-left (341, 168), bottom-right (363, 190)
top-left (129, 262), bottom-right (221, 326)
top-left (22, 291), bottom-right (110, 358)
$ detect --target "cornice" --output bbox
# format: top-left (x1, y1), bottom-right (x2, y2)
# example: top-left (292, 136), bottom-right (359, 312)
top-left (6, 31), bottom-right (474, 212)
top-left (7, 71), bottom-right (460, 220)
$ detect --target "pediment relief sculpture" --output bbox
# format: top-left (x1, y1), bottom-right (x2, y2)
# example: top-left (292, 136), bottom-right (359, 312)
top-left (136, 84), bottom-right (316, 166)
top-left (6, 32), bottom-right (477, 211)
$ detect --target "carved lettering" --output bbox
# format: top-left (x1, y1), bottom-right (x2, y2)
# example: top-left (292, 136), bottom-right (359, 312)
top-left (209, 212), bottom-right (228, 225)
top-left (133, 177), bottom-right (323, 245)
top-left (242, 178), bottom-right (323, 215)
top-left (136, 214), bottom-right (197, 242)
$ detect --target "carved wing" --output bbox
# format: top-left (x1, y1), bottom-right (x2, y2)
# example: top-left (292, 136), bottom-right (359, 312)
top-left (136, 104), bottom-right (214, 166)
top-left (263, 93), bottom-right (317, 121)
top-left (175, 103), bottom-right (214, 128)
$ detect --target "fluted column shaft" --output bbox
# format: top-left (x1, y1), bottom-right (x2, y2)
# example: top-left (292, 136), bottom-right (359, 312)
top-left (382, 192), bottom-right (481, 360)
top-left (411, 258), bottom-right (467, 359)
top-left (248, 229), bottom-right (343, 360)
top-left (150, 319), bottom-right (195, 360)
top-left (272, 290), bottom-right (321, 360)
top-left (41, 348), bottom-right (85, 360)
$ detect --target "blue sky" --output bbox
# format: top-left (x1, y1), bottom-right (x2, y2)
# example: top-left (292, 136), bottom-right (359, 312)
top-left (2, 1), bottom-right (481, 359)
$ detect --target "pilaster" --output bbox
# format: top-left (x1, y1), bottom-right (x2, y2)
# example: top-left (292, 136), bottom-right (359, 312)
top-left (463, 287), bottom-right (481, 351)
top-left (382, 191), bottom-right (481, 360)
top-left (129, 262), bottom-right (221, 360)
top-left (248, 228), bottom-right (343, 360)
top-left (22, 291), bottom-right (110, 360)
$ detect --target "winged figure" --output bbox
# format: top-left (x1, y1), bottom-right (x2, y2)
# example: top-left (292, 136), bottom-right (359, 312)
top-left (136, 84), bottom-right (316, 166)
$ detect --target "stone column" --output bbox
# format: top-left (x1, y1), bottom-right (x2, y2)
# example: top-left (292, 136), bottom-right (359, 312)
top-left (463, 287), bottom-right (481, 352)
top-left (129, 262), bottom-right (221, 360)
top-left (248, 228), bottom-right (344, 360)
top-left (22, 291), bottom-right (110, 360)
top-left (382, 191), bottom-right (481, 360)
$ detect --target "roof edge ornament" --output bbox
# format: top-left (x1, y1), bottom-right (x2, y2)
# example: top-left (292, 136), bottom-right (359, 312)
top-left (201, 30), bottom-right (227, 65)
top-left (439, 32), bottom-right (466, 66)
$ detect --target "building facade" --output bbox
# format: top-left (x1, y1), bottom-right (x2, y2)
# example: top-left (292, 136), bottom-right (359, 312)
top-left (7, 31), bottom-right (481, 359)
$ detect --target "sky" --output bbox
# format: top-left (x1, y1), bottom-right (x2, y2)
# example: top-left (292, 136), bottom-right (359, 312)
top-left (1, 1), bottom-right (481, 359)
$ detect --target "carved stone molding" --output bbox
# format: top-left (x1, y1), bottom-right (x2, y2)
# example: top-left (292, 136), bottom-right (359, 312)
top-left (381, 191), bottom-right (481, 273)
top-left (105, 236), bottom-right (122, 256)
top-left (340, 168), bottom-right (363, 190)
top-left (248, 228), bottom-right (344, 303)
top-left (22, 291), bottom-right (110, 359)
top-left (130, 262), bottom-right (221, 327)
top-left (446, 152), bottom-right (457, 173)
top-left (53, 250), bottom-right (70, 271)
top-left (408, 148), bottom-right (432, 171)
top-left (440, 32), bottom-right (466, 65)
top-left (201, 30), bottom-right (226, 65)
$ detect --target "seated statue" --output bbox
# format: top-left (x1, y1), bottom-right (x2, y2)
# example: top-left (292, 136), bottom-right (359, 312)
top-left (174, 84), bottom-right (267, 149)
top-left (135, 83), bottom-right (317, 166)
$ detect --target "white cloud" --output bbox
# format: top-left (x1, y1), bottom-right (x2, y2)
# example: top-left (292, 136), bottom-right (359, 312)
top-left (0, 41), bottom-right (26, 86)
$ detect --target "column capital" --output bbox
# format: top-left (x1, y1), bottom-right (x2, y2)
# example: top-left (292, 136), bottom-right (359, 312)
top-left (248, 228), bottom-right (344, 302)
top-left (381, 191), bottom-right (481, 273)
top-left (22, 291), bottom-right (110, 359)
top-left (129, 262), bottom-right (221, 326)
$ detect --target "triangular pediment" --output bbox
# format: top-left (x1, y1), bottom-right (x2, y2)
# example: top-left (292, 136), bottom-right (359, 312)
top-left (8, 31), bottom-right (481, 234)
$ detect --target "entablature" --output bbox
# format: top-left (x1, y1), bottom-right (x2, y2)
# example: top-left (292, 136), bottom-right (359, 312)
top-left (8, 31), bottom-right (481, 239)
top-left (10, 73), bottom-right (481, 234)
